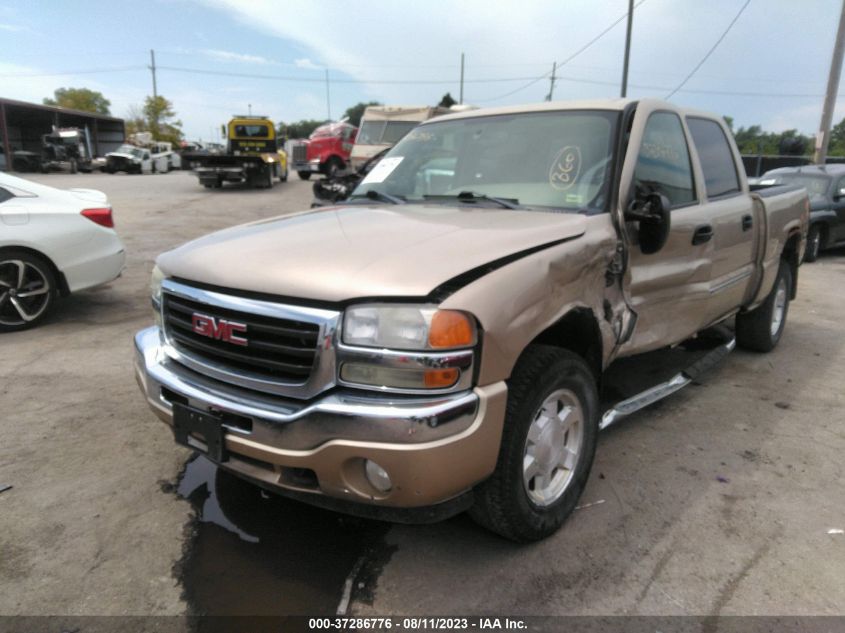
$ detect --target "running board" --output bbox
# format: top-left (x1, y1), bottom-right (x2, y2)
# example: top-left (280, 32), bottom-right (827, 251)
top-left (599, 337), bottom-right (736, 431)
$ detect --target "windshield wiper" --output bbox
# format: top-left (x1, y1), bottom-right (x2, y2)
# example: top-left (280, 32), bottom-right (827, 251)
top-left (348, 189), bottom-right (405, 205)
top-left (424, 191), bottom-right (520, 209)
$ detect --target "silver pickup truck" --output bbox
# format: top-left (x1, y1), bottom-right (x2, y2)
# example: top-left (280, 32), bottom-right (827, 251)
top-left (135, 98), bottom-right (808, 542)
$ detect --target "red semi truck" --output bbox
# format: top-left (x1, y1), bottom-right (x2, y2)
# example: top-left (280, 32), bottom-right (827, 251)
top-left (289, 121), bottom-right (357, 180)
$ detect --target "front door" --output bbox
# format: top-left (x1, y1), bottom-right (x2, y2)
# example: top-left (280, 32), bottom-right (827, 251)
top-left (617, 106), bottom-right (712, 355)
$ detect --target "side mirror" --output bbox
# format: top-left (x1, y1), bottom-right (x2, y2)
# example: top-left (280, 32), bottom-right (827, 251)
top-left (625, 192), bottom-right (671, 254)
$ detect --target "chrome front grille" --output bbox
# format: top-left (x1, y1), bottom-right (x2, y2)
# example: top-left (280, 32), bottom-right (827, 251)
top-left (159, 279), bottom-right (340, 399)
top-left (292, 143), bottom-right (307, 163)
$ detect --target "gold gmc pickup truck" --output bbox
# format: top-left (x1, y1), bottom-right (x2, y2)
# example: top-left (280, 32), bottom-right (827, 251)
top-left (135, 99), bottom-right (809, 541)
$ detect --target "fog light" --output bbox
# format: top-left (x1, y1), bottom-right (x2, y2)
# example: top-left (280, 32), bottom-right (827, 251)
top-left (364, 459), bottom-right (392, 493)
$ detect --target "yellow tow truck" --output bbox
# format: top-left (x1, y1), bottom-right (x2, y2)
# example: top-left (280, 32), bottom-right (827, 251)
top-left (186, 116), bottom-right (288, 189)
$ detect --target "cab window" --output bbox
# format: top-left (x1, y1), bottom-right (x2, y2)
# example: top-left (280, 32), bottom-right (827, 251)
top-left (633, 112), bottom-right (696, 208)
top-left (686, 117), bottom-right (741, 199)
top-left (0, 187), bottom-right (12, 204)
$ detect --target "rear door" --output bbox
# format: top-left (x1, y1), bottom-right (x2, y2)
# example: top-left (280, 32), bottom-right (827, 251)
top-left (685, 116), bottom-right (755, 321)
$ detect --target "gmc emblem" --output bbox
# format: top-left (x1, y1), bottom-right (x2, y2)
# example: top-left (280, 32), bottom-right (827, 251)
top-left (191, 312), bottom-right (248, 346)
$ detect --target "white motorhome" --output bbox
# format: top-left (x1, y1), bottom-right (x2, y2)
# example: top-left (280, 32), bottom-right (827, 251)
top-left (350, 105), bottom-right (457, 170)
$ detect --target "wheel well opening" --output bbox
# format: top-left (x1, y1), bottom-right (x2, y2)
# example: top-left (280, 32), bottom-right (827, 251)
top-left (0, 246), bottom-right (70, 296)
top-left (529, 308), bottom-right (603, 380)
top-left (782, 233), bottom-right (800, 299)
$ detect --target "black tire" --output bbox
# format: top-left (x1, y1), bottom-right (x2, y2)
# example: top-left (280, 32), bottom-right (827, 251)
top-left (470, 346), bottom-right (599, 542)
top-left (297, 171), bottom-right (312, 180)
top-left (323, 156), bottom-right (343, 179)
top-left (804, 225), bottom-right (821, 263)
top-left (69, 158), bottom-right (78, 174)
top-left (736, 260), bottom-right (792, 353)
top-left (0, 249), bottom-right (58, 332)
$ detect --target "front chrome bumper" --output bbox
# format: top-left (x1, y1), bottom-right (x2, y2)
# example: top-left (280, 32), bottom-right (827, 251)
top-left (134, 326), bottom-right (507, 508)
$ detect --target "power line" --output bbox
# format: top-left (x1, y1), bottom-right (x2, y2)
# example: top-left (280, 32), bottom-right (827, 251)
top-left (477, 0), bottom-right (647, 103)
top-left (155, 64), bottom-right (543, 84)
top-left (665, 0), bottom-right (752, 99)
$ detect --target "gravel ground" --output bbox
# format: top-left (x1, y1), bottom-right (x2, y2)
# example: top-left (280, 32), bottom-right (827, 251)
top-left (0, 170), bottom-right (843, 619)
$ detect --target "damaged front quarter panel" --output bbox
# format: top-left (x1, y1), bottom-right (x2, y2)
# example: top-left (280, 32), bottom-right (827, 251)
top-left (440, 214), bottom-right (631, 385)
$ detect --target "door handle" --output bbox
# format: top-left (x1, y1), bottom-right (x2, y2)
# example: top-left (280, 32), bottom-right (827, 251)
top-left (742, 214), bottom-right (753, 231)
top-left (692, 224), bottom-right (713, 245)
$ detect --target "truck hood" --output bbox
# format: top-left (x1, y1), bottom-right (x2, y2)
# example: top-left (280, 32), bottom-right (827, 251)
top-left (157, 204), bottom-right (586, 303)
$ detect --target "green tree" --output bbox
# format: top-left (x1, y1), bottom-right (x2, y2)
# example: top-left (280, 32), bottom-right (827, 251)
top-left (143, 96), bottom-right (183, 144)
top-left (342, 101), bottom-right (382, 128)
top-left (43, 87), bottom-right (111, 115)
top-left (124, 97), bottom-right (182, 144)
top-left (438, 93), bottom-right (457, 108)
top-left (829, 116), bottom-right (845, 156)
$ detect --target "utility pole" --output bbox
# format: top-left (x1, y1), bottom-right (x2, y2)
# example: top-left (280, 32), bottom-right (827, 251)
top-left (325, 68), bottom-right (332, 120)
top-left (814, 0), bottom-right (845, 164)
top-left (149, 49), bottom-right (157, 100)
top-left (620, 0), bottom-right (633, 98)
top-left (459, 53), bottom-right (465, 104)
top-left (546, 62), bottom-right (557, 101)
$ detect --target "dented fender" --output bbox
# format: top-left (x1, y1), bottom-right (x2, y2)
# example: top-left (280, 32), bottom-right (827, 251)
top-left (440, 214), bottom-right (629, 385)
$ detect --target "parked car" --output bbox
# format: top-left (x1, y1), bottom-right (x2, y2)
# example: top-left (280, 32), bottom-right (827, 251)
top-left (135, 99), bottom-right (807, 541)
top-left (104, 144), bottom-right (153, 174)
top-left (0, 172), bottom-right (126, 331)
top-left (758, 164), bottom-right (845, 261)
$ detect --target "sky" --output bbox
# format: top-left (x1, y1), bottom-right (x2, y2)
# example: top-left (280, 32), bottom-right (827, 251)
top-left (1, 0), bottom-right (844, 142)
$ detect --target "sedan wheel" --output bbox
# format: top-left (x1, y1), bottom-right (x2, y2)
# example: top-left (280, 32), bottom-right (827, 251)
top-left (0, 254), bottom-right (56, 331)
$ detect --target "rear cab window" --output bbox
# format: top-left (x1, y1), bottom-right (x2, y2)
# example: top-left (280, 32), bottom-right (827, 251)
top-left (0, 188), bottom-right (12, 204)
top-left (633, 112), bottom-right (696, 209)
top-left (686, 117), bottom-right (741, 199)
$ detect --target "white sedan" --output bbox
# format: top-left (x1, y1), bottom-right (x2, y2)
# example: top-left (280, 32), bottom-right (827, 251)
top-left (0, 172), bottom-right (126, 331)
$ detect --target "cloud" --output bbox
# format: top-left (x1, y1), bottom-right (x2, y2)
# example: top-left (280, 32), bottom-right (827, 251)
top-left (294, 58), bottom-right (320, 70)
top-left (0, 22), bottom-right (25, 31)
top-left (201, 48), bottom-right (274, 65)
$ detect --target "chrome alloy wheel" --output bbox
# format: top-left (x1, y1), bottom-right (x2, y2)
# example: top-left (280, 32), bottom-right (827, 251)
top-left (522, 388), bottom-right (585, 507)
top-left (0, 259), bottom-right (52, 326)
top-left (770, 276), bottom-right (788, 337)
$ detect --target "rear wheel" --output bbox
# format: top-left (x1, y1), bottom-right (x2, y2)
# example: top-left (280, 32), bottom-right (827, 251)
top-left (297, 171), bottom-right (312, 180)
top-left (804, 225), bottom-right (822, 262)
top-left (736, 260), bottom-right (792, 352)
top-left (0, 250), bottom-right (57, 332)
top-left (470, 346), bottom-right (598, 542)
top-left (69, 158), bottom-right (78, 174)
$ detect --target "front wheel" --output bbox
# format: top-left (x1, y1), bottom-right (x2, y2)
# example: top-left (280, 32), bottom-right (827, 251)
top-left (470, 346), bottom-right (598, 542)
top-left (736, 260), bottom-right (792, 352)
top-left (804, 225), bottom-right (821, 263)
top-left (297, 171), bottom-right (312, 180)
top-left (0, 250), bottom-right (57, 332)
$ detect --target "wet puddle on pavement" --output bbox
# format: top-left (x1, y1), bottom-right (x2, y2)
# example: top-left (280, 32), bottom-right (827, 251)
top-left (174, 455), bottom-right (393, 616)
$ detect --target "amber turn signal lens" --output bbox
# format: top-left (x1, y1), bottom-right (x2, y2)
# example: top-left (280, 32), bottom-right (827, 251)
top-left (428, 310), bottom-right (475, 348)
top-left (423, 368), bottom-right (460, 388)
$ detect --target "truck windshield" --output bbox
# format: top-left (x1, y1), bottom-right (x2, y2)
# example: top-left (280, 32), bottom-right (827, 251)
top-left (351, 110), bottom-right (618, 212)
top-left (356, 121), bottom-right (420, 145)
top-left (233, 124), bottom-right (269, 138)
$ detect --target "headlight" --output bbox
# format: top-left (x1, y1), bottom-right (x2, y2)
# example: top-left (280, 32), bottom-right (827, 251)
top-left (150, 265), bottom-right (165, 327)
top-left (340, 304), bottom-right (477, 392)
top-left (343, 304), bottom-right (476, 350)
